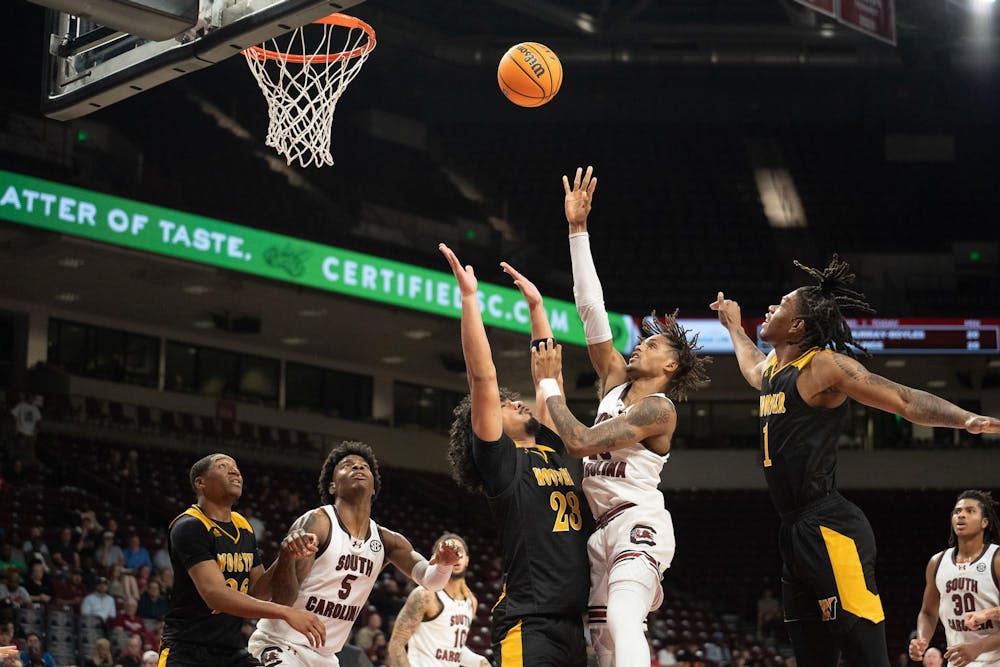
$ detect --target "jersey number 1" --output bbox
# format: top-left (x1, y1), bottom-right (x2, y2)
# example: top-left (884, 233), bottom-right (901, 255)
top-left (763, 423), bottom-right (772, 468)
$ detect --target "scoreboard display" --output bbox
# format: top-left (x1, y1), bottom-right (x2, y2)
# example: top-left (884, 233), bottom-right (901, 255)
top-left (750, 319), bottom-right (1000, 355)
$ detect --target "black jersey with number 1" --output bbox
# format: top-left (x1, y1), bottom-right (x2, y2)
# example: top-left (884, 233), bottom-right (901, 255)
top-left (759, 348), bottom-right (850, 515)
top-left (162, 505), bottom-right (262, 650)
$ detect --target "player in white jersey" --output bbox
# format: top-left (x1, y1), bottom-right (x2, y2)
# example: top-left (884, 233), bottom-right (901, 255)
top-left (532, 165), bottom-right (712, 667)
top-left (388, 533), bottom-right (488, 667)
top-left (911, 490), bottom-right (1000, 667)
top-left (248, 441), bottom-right (461, 667)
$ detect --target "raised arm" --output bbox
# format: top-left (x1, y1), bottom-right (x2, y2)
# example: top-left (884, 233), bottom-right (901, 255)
top-left (909, 554), bottom-right (942, 661)
top-left (387, 586), bottom-right (439, 667)
top-left (533, 342), bottom-right (676, 458)
top-left (813, 353), bottom-right (1000, 433)
top-left (564, 166), bottom-right (627, 392)
top-left (379, 527), bottom-right (460, 592)
top-left (501, 261), bottom-right (564, 431)
top-left (440, 243), bottom-right (502, 441)
top-left (710, 291), bottom-right (768, 390)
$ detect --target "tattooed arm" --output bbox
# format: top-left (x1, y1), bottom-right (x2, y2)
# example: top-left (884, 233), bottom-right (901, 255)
top-left (388, 587), bottom-right (439, 667)
top-left (814, 352), bottom-right (1000, 433)
top-left (544, 395), bottom-right (676, 458)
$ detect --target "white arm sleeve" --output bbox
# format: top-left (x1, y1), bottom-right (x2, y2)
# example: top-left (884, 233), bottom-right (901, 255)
top-left (459, 646), bottom-right (486, 667)
top-left (410, 555), bottom-right (452, 592)
top-left (569, 232), bottom-right (613, 344)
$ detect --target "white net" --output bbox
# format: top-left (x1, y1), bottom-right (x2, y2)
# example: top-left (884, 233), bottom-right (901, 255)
top-left (243, 15), bottom-right (375, 168)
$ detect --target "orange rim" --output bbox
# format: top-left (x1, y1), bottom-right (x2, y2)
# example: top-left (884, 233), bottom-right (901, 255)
top-left (243, 13), bottom-right (375, 64)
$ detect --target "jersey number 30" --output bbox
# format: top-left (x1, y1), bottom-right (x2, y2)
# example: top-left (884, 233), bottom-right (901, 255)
top-left (550, 491), bottom-right (583, 532)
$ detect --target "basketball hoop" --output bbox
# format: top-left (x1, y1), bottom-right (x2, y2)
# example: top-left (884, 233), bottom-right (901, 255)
top-left (243, 14), bottom-right (375, 168)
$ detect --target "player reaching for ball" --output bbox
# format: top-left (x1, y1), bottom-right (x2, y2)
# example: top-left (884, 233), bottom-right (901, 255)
top-left (532, 165), bottom-right (712, 667)
top-left (711, 258), bottom-right (1000, 667)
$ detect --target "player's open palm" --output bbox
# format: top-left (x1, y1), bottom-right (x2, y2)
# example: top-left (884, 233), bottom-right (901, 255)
top-left (563, 165), bottom-right (597, 232)
top-left (501, 262), bottom-right (542, 309)
top-left (430, 538), bottom-right (462, 568)
top-left (710, 291), bottom-right (743, 331)
top-left (964, 414), bottom-right (1000, 434)
top-left (285, 608), bottom-right (325, 647)
top-left (439, 243), bottom-right (477, 297)
top-left (945, 640), bottom-right (984, 667)
top-left (532, 339), bottom-right (563, 380)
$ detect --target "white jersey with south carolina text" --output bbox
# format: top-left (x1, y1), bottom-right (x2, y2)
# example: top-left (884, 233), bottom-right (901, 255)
top-left (253, 506), bottom-right (385, 657)
top-left (935, 543), bottom-right (1000, 666)
top-left (582, 382), bottom-right (671, 519)
top-left (406, 589), bottom-right (475, 666)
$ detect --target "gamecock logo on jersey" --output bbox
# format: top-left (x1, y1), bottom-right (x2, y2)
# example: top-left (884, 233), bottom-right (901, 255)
top-left (260, 646), bottom-right (283, 667)
top-left (630, 525), bottom-right (657, 546)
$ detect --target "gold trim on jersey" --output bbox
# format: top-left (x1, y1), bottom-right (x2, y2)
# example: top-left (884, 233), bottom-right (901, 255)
top-left (169, 505), bottom-right (253, 545)
top-left (156, 648), bottom-right (169, 667)
top-left (819, 525), bottom-right (885, 624)
top-left (500, 619), bottom-right (524, 666)
top-left (492, 583), bottom-right (507, 613)
top-left (765, 347), bottom-right (824, 381)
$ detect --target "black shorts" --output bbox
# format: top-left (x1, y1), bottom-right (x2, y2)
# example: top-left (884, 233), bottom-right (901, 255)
top-left (492, 609), bottom-right (586, 667)
top-left (158, 642), bottom-right (260, 667)
top-left (779, 492), bottom-right (885, 634)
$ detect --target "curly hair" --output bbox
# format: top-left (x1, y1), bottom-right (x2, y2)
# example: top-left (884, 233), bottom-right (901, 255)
top-left (447, 387), bottom-right (522, 494)
top-left (949, 490), bottom-right (1000, 547)
top-left (640, 310), bottom-right (712, 402)
top-left (318, 441), bottom-right (382, 505)
top-left (793, 254), bottom-right (876, 359)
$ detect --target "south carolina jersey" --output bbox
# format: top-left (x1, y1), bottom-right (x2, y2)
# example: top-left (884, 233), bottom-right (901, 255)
top-left (935, 544), bottom-right (1000, 665)
top-left (759, 348), bottom-right (849, 515)
top-left (254, 506), bottom-right (385, 656)
top-left (406, 589), bottom-right (475, 666)
top-left (582, 382), bottom-right (671, 519)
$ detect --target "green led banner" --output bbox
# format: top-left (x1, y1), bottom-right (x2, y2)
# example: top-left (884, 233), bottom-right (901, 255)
top-left (0, 170), bottom-right (636, 351)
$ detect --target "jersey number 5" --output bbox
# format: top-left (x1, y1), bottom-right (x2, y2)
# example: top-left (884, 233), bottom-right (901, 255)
top-left (550, 491), bottom-right (583, 532)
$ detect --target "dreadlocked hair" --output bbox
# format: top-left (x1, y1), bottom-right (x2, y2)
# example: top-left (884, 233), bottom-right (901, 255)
top-left (448, 387), bottom-right (522, 494)
top-left (317, 440), bottom-right (382, 506)
top-left (792, 254), bottom-right (876, 359)
top-left (640, 310), bottom-right (712, 402)
top-left (949, 490), bottom-right (1000, 547)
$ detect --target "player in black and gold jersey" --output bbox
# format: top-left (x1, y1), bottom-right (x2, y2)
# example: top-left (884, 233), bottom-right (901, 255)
top-left (441, 245), bottom-right (591, 667)
top-left (160, 453), bottom-right (325, 667)
top-left (712, 256), bottom-right (1000, 667)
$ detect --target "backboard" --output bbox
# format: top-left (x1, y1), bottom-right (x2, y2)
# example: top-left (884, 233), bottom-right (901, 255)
top-left (42, 0), bottom-right (368, 121)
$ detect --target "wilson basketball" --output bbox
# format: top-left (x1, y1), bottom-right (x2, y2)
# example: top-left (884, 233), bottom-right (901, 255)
top-left (497, 42), bottom-right (563, 108)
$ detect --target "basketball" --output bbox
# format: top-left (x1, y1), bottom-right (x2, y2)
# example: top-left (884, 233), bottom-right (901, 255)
top-left (497, 42), bottom-right (562, 107)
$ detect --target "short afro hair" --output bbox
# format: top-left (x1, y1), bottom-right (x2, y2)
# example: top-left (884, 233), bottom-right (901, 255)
top-left (318, 441), bottom-right (382, 505)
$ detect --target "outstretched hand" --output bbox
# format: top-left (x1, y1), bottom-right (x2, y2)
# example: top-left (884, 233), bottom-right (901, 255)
top-left (964, 414), bottom-right (1000, 434)
top-left (501, 262), bottom-right (542, 309)
top-left (710, 291), bottom-right (743, 331)
top-left (531, 339), bottom-right (563, 381)
top-left (439, 243), bottom-right (478, 297)
top-left (0, 646), bottom-right (18, 660)
top-left (563, 165), bottom-right (597, 232)
top-left (430, 538), bottom-right (463, 568)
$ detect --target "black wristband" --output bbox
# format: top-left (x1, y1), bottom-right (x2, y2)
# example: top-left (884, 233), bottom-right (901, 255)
top-left (530, 337), bottom-right (556, 351)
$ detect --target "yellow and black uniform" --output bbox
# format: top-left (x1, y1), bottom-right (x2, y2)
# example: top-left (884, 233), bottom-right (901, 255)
top-left (472, 424), bottom-right (591, 666)
top-left (761, 348), bottom-right (889, 667)
top-left (160, 505), bottom-right (262, 667)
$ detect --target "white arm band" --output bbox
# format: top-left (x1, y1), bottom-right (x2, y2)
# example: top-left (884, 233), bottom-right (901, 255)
top-left (410, 555), bottom-right (452, 592)
top-left (460, 646), bottom-right (486, 667)
top-left (569, 232), bottom-right (613, 344)
top-left (538, 378), bottom-right (562, 401)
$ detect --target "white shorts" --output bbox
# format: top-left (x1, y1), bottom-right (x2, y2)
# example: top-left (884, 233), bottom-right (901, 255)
top-left (248, 628), bottom-right (339, 667)
top-left (587, 504), bottom-right (675, 624)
